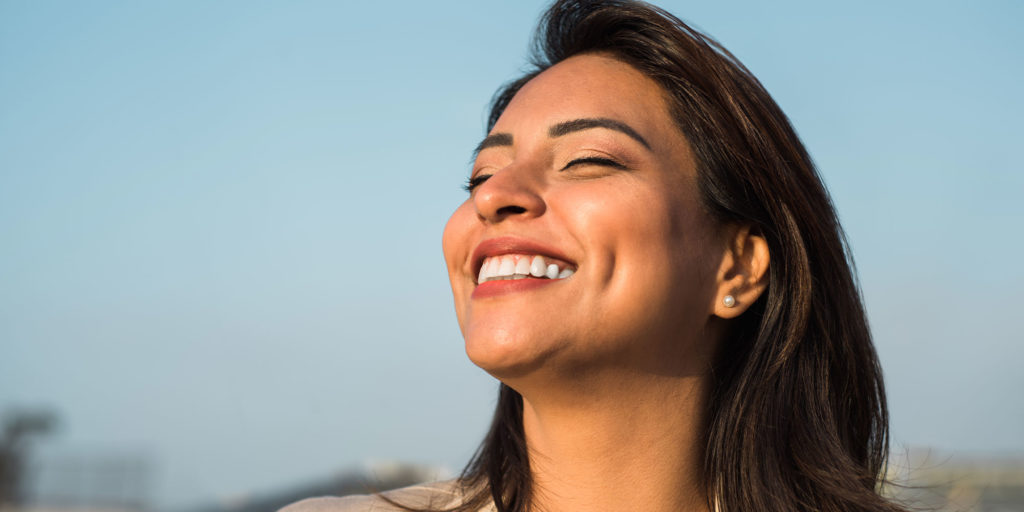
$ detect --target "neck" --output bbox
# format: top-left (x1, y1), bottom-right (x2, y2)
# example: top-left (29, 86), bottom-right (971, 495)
top-left (519, 372), bottom-right (711, 512)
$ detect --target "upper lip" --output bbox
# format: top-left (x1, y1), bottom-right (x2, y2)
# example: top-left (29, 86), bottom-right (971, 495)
top-left (470, 236), bottom-right (576, 279)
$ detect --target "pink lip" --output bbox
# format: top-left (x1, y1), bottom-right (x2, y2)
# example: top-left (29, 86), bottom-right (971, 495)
top-left (469, 236), bottom-right (576, 300)
top-left (472, 278), bottom-right (559, 299)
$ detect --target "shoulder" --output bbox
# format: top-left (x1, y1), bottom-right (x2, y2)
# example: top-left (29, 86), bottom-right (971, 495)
top-left (279, 494), bottom-right (384, 512)
top-left (278, 480), bottom-right (480, 512)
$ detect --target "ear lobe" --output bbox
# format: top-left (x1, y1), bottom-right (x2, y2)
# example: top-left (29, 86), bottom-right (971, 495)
top-left (712, 225), bottom-right (770, 319)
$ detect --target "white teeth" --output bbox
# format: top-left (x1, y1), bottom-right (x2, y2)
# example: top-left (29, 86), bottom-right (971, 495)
top-left (477, 253), bottom-right (576, 283)
top-left (514, 257), bottom-right (531, 276)
top-left (546, 263), bottom-right (559, 279)
top-left (486, 257), bottom-right (501, 277)
top-left (530, 256), bottom-right (546, 277)
top-left (498, 257), bottom-right (515, 277)
top-left (478, 257), bottom-right (496, 282)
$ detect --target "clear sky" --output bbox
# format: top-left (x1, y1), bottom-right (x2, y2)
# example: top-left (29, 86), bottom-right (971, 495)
top-left (1, 1), bottom-right (1021, 510)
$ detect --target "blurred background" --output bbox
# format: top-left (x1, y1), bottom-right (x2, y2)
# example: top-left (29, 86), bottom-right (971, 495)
top-left (1, 1), bottom-right (1021, 511)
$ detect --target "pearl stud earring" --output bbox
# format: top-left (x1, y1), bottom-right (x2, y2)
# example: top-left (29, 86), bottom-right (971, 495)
top-left (723, 295), bottom-right (736, 308)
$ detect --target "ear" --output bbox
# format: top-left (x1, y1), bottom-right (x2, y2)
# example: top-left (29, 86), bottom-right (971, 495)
top-left (712, 224), bottom-right (770, 319)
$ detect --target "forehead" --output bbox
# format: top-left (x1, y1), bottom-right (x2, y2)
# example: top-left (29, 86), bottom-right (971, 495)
top-left (493, 53), bottom-right (677, 140)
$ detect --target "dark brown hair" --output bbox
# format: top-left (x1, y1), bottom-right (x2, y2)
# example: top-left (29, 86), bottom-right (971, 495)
top-left (424, 1), bottom-right (902, 511)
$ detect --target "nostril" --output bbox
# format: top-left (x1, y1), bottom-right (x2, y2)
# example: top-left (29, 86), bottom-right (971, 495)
top-left (497, 205), bottom-right (527, 215)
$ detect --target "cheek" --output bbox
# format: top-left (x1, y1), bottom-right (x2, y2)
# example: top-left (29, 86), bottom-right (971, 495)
top-left (441, 201), bottom-right (474, 271)
top-left (441, 201), bottom-right (476, 325)
top-left (573, 182), bottom-right (686, 282)
top-left (573, 183), bottom-right (715, 340)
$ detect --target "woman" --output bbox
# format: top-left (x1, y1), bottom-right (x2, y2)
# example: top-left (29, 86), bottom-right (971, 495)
top-left (286, 0), bottom-right (904, 511)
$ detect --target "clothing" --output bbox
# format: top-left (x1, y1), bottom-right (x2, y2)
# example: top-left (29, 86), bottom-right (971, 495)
top-left (279, 480), bottom-right (496, 512)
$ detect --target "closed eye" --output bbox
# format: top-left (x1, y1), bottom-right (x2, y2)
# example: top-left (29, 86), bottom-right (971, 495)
top-left (560, 156), bottom-right (627, 171)
top-left (466, 156), bottom-right (624, 192)
top-left (464, 174), bottom-right (492, 192)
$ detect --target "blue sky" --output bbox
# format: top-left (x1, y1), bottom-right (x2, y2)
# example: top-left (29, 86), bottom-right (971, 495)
top-left (2, 1), bottom-right (1021, 509)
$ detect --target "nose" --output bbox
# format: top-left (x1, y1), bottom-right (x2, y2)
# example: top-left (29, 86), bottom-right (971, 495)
top-left (473, 166), bottom-right (546, 223)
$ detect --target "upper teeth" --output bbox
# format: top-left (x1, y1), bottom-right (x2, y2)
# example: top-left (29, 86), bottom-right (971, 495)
top-left (478, 254), bottom-right (575, 283)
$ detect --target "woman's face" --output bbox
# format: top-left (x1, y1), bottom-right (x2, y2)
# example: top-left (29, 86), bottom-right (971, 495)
top-left (442, 54), bottom-right (728, 384)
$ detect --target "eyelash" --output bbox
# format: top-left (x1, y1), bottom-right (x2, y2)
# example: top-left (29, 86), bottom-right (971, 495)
top-left (560, 156), bottom-right (626, 171)
top-left (463, 175), bottom-right (490, 192)
top-left (463, 157), bottom-right (626, 193)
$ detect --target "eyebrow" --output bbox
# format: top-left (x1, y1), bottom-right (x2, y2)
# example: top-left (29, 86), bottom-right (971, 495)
top-left (472, 117), bottom-right (651, 158)
top-left (549, 118), bottom-right (651, 149)
top-left (474, 133), bottom-right (513, 154)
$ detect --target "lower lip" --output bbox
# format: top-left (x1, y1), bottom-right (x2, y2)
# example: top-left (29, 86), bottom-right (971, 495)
top-left (472, 278), bottom-right (561, 299)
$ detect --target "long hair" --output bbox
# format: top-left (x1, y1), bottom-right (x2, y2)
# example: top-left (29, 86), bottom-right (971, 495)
top-left (435, 1), bottom-right (902, 511)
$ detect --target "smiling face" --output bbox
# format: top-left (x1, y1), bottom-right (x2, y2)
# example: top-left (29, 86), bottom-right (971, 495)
top-left (442, 54), bottom-right (731, 386)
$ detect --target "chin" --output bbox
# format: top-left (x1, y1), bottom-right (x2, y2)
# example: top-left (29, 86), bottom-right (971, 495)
top-left (464, 327), bottom-right (557, 381)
